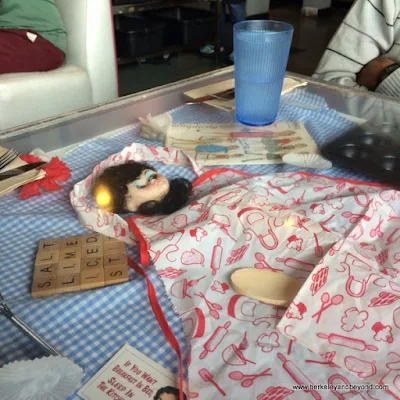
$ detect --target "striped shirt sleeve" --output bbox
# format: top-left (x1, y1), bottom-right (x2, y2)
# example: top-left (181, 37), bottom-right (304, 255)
top-left (376, 67), bottom-right (400, 96)
top-left (313, 0), bottom-right (400, 91)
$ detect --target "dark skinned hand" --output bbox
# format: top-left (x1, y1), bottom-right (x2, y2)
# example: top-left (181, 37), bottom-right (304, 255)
top-left (356, 57), bottom-right (395, 91)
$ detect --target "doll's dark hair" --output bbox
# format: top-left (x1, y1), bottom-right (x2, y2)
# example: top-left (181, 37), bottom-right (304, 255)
top-left (92, 161), bottom-right (192, 216)
top-left (154, 386), bottom-right (187, 400)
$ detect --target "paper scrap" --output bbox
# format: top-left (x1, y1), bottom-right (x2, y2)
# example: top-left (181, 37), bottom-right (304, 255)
top-left (27, 32), bottom-right (38, 43)
top-left (281, 77), bottom-right (308, 95)
top-left (0, 168), bottom-right (45, 198)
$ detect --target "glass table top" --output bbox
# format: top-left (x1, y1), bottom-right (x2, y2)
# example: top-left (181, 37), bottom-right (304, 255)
top-left (2, 66), bottom-right (400, 154)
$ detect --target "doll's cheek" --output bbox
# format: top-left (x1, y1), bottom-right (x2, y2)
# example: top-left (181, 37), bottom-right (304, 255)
top-left (124, 187), bottom-right (142, 212)
top-left (149, 178), bottom-right (170, 196)
top-left (154, 176), bottom-right (169, 187)
top-left (124, 195), bottom-right (139, 212)
top-left (124, 181), bottom-right (170, 212)
top-left (148, 181), bottom-right (170, 199)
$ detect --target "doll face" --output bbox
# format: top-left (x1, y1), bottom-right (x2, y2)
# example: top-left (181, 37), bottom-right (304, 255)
top-left (156, 394), bottom-right (178, 400)
top-left (125, 169), bottom-right (170, 212)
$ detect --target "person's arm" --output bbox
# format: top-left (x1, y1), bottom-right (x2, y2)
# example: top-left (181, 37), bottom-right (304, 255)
top-left (313, 0), bottom-right (400, 91)
top-left (375, 62), bottom-right (400, 96)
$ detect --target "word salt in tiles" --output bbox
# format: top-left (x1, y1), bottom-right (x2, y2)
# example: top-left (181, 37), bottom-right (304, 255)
top-left (31, 233), bottom-right (129, 298)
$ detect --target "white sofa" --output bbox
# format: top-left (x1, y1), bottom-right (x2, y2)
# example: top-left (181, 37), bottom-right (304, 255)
top-left (0, 0), bottom-right (119, 131)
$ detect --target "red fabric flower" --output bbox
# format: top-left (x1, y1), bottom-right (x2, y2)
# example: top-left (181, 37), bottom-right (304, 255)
top-left (19, 155), bottom-right (71, 200)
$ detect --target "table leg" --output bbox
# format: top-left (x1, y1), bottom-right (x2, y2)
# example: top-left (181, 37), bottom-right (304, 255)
top-left (215, 0), bottom-right (223, 65)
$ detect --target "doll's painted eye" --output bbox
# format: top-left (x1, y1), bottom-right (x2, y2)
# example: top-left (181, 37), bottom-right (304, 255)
top-left (145, 170), bottom-right (157, 181)
top-left (135, 181), bottom-right (146, 189)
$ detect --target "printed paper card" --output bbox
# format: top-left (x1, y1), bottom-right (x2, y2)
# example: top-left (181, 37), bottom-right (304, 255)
top-left (165, 122), bottom-right (318, 165)
top-left (78, 344), bottom-right (183, 400)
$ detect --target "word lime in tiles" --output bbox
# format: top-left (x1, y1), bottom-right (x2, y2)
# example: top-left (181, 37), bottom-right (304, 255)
top-left (31, 233), bottom-right (129, 298)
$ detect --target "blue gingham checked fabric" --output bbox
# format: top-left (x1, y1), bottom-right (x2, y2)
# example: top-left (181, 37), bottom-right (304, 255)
top-left (0, 87), bottom-right (376, 399)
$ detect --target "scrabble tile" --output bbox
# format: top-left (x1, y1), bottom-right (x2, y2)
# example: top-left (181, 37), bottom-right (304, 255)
top-left (103, 241), bottom-right (126, 255)
top-left (56, 274), bottom-right (80, 294)
top-left (82, 257), bottom-right (103, 270)
top-left (104, 254), bottom-right (127, 269)
top-left (58, 260), bottom-right (81, 275)
top-left (35, 250), bottom-right (59, 266)
top-left (102, 235), bottom-right (120, 242)
top-left (82, 244), bottom-right (103, 258)
top-left (31, 277), bottom-right (56, 298)
top-left (32, 233), bottom-right (130, 298)
top-left (33, 263), bottom-right (58, 279)
top-left (38, 239), bottom-right (61, 252)
top-left (104, 265), bottom-right (129, 286)
top-left (61, 236), bottom-right (82, 250)
top-left (82, 233), bottom-right (102, 247)
top-left (59, 248), bottom-right (81, 264)
top-left (80, 268), bottom-right (105, 290)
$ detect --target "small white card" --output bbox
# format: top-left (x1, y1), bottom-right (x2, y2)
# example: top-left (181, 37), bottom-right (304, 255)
top-left (78, 344), bottom-right (183, 400)
top-left (26, 32), bottom-right (38, 43)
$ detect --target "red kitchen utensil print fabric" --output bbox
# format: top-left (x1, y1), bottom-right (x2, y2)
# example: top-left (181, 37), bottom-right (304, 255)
top-left (71, 144), bottom-right (400, 399)
top-left (278, 196), bottom-right (400, 399)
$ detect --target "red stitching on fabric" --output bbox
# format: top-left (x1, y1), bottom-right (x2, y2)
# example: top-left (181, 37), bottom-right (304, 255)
top-left (192, 168), bottom-right (256, 187)
top-left (299, 171), bottom-right (389, 188)
top-left (192, 168), bottom-right (389, 190)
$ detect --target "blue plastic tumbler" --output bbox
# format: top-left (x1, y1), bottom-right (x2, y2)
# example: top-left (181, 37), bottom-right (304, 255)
top-left (234, 20), bottom-right (294, 126)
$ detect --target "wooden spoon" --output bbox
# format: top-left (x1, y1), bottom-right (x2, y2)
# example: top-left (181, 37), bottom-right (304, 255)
top-left (230, 269), bottom-right (304, 307)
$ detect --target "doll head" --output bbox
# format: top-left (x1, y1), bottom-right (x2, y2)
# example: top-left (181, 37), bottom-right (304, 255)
top-left (92, 161), bottom-right (192, 216)
top-left (154, 386), bottom-right (187, 400)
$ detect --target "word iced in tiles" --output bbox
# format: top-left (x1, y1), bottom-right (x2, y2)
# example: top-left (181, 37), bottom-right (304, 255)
top-left (31, 233), bottom-right (129, 298)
